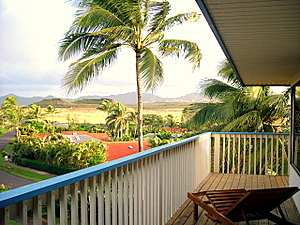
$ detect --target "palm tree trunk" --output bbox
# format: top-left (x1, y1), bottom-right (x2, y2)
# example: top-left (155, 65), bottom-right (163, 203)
top-left (135, 50), bottom-right (143, 152)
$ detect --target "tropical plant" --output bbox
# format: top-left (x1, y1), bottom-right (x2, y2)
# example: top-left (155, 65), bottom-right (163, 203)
top-left (58, 0), bottom-right (201, 151)
top-left (27, 104), bottom-right (42, 120)
top-left (1, 96), bottom-right (27, 141)
top-left (97, 99), bottom-right (114, 113)
top-left (183, 60), bottom-right (289, 133)
top-left (45, 105), bottom-right (56, 117)
top-left (148, 136), bottom-right (171, 147)
top-left (106, 102), bottom-right (129, 139)
top-left (13, 134), bottom-right (107, 169)
top-left (127, 110), bottom-right (138, 137)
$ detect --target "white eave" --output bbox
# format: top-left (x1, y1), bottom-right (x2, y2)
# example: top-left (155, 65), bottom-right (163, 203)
top-left (195, 0), bottom-right (300, 86)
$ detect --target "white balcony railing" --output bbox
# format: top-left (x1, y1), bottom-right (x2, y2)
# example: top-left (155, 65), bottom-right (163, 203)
top-left (0, 132), bottom-right (290, 225)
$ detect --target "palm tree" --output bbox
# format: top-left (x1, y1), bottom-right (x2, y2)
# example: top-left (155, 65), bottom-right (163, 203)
top-left (106, 102), bottom-right (129, 139)
top-left (28, 104), bottom-right (42, 120)
top-left (183, 60), bottom-right (289, 133)
top-left (97, 99), bottom-right (114, 113)
top-left (58, 0), bottom-right (201, 151)
top-left (45, 105), bottom-right (56, 115)
top-left (1, 96), bottom-right (27, 141)
top-left (127, 110), bottom-right (138, 137)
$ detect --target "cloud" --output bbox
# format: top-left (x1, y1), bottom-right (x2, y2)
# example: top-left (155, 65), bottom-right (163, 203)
top-left (0, 0), bottom-right (225, 99)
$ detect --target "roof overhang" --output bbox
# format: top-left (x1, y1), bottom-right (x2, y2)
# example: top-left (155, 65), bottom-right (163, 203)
top-left (195, 0), bottom-right (300, 86)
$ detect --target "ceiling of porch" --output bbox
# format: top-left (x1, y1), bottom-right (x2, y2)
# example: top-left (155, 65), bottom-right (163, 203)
top-left (195, 0), bottom-right (300, 86)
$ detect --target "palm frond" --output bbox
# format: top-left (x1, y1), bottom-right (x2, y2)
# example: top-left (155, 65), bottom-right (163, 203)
top-left (146, 1), bottom-right (171, 32)
top-left (140, 48), bottom-right (163, 91)
top-left (61, 47), bottom-right (120, 95)
top-left (162, 12), bottom-right (200, 31)
top-left (222, 110), bottom-right (263, 132)
top-left (89, 26), bottom-right (135, 44)
top-left (185, 102), bottom-right (225, 126)
top-left (217, 59), bottom-right (242, 88)
top-left (159, 39), bottom-right (201, 69)
top-left (200, 78), bottom-right (241, 99)
top-left (58, 33), bottom-right (104, 61)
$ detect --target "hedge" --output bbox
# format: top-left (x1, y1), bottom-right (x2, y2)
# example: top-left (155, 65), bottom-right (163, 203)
top-left (14, 157), bottom-right (77, 175)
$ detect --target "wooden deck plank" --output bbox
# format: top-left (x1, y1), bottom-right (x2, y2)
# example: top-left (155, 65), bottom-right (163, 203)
top-left (166, 173), bottom-right (299, 225)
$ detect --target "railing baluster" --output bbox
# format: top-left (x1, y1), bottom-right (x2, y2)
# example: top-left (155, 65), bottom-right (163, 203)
top-left (282, 136), bottom-right (285, 175)
top-left (81, 179), bottom-right (88, 225)
top-left (105, 171), bottom-right (111, 225)
top-left (265, 135), bottom-right (268, 175)
top-left (123, 165), bottom-right (129, 225)
top-left (214, 134), bottom-right (220, 173)
top-left (248, 136), bottom-right (251, 174)
top-left (111, 169), bottom-right (117, 225)
top-left (222, 134), bottom-right (225, 173)
top-left (0, 207), bottom-right (9, 225)
top-left (98, 174), bottom-right (104, 225)
top-left (59, 186), bottom-right (68, 225)
top-left (243, 135), bottom-right (246, 174)
top-left (133, 162), bottom-right (138, 225)
top-left (71, 182), bottom-right (79, 225)
top-left (271, 136), bottom-right (274, 175)
top-left (227, 134), bottom-right (230, 173)
top-left (118, 166), bottom-right (124, 225)
top-left (33, 195), bottom-right (42, 225)
top-left (260, 135), bottom-right (263, 175)
top-left (89, 176), bottom-right (96, 225)
top-left (47, 191), bottom-right (55, 225)
top-left (232, 135), bottom-right (236, 174)
top-left (254, 137), bottom-right (257, 174)
top-left (238, 134), bottom-right (241, 174)
top-left (19, 200), bottom-right (28, 225)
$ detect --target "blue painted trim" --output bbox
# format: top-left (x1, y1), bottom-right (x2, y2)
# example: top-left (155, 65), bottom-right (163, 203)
top-left (211, 132), bottom-right (290, 136)
top-left (0, 132), bottom-right (209, 208)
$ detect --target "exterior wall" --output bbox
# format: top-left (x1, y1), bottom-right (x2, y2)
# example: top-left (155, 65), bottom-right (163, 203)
top-left (289, 165), bottom-right (300, 212)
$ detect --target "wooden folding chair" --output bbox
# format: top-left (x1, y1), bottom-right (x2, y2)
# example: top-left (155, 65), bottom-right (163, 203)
top-left (188, 186), bottom-right (299, 225)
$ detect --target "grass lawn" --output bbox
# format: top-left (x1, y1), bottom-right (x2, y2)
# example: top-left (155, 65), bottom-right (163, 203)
top-left (1, 143), bottom-right (51, 182)
top-left (0, 157), bottom-right (51, 182)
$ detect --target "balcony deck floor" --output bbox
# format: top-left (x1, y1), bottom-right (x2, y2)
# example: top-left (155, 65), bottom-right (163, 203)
top-left (166, 173), bottom-right (300, 225)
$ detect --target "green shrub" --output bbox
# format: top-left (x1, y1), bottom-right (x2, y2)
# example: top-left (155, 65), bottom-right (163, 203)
top-left (154, 129), bottom-right (172, 140)
top-left (13, 134), bottom-right (108, 169)
top-left (148, 137), bottom-right (171, 147)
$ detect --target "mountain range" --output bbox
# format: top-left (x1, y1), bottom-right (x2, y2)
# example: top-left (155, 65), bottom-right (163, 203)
top-left (0, 92), bottom-right (208, 106)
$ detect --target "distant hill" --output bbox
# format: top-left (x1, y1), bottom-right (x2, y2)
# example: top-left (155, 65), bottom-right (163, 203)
top-left (0, 92), bottom-right (208, 107)
top-left (0, 94), bottom-right (56, 106)
top-left (33, 98), bottom-right (74, 108)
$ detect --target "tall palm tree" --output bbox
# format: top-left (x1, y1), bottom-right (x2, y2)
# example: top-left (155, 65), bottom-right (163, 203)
top-left (58, 0), bottom-right (201, 151)
top-left (183, 60), bottom-right (289, 133)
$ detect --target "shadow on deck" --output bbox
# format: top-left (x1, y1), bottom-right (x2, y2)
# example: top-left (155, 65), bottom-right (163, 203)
top-left (166, 173), bottom-right (300, 225)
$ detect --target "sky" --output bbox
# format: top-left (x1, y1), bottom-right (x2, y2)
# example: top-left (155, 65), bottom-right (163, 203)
top-left (0, 0), bottom-right (225, 99)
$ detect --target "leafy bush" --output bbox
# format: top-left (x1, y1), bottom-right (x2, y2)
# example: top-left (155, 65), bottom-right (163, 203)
top-left (114, 135), bottom-right (135, 142)
top-left (148, 137), bottom-right (172, 148)
top-left (22, 119), bottom-right (55, 134)
top-left (88, 126), bottom-right (107, 133)
top-left (154, 129), bottom-right (172, 140)
top-left (13, 134), bottom-right (108, 169)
